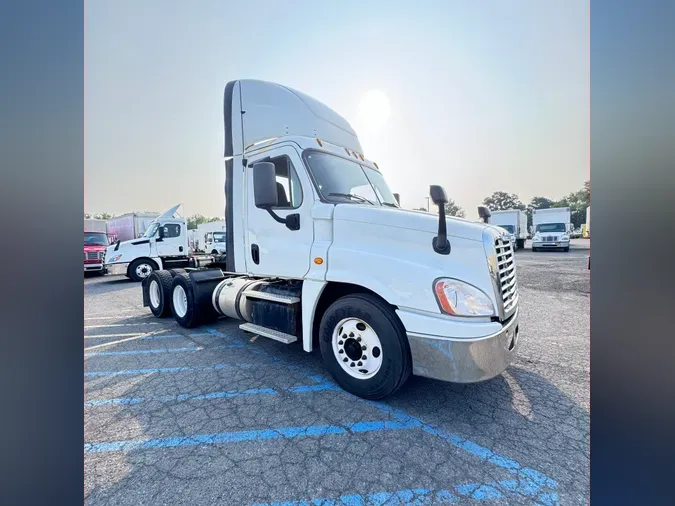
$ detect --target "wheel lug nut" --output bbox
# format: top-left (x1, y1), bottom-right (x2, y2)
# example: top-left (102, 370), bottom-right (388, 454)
top-left (357, 361), bottom-right (362, 366)
top-left (361, 345), bottom-right (366, 350)
top-left (350, 362), bottom-right (355, 367)
top-left (339, 340), bottom-right (343, 345)
top-left (343, 358), bottom-right (348, 362)
top-left (349, 332), bottom-right (354, 337)
top-left (357, 337), bottom-right (362, 342)
top-left (362, 355), bottom-right (367, 360)
top-left (339, 349), bottom-right (344, 354)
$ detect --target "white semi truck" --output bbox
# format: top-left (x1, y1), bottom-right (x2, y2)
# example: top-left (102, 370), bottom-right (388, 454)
top-left (487, 210), bottom-right (527, 250)
top-left (104, 204), bottom-right (227, 281)
top-left (196, 221), bottom-right (227, 254)
top-left (531, 207), bottom-right (571, 252)
top-left (139, 79), bottom-right (520, 400)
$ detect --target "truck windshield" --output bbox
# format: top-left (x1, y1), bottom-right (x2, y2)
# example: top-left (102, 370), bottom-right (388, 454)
top-left (304, 151), bottom-right (399, 207)
top-left (143, 223), bottom-right (159, 238)
top-left (213, 232), bottom-right (226, 243)
top-left (84, 232), bottom-right (108, 246)
top-left (499, 225), bottom-right (515, 233)
top-left (536, 223), bottom-right (566, 233)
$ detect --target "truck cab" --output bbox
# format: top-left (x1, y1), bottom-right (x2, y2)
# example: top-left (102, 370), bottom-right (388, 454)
top-left (105, 205), bottom-right (190, 281)
top-left (204, 231), bottom-right (227, 255)
top-left (141, 79), bottom-right (520, 400)
top-left (84, 231), bottom-right (109, 275)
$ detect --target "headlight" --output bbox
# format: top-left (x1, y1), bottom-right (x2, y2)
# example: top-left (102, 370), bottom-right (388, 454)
top-left (433, 278), bottom-right (496, 317)
top-left (109, 254), bottom-right (122, 263)
top-left (561, 235), bottom-right (569, 241)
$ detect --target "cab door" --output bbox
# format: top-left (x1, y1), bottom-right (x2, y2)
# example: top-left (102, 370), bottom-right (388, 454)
top-left (245, 145), bottom-right (314, 278)
top-left (155, 220), bottom-right (186, 257)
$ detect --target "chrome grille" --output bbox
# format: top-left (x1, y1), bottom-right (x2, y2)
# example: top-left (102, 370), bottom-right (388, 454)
top-left (86, 251), bottom-right (103, 260)
top-left (544, 236), bottom-right (555, 242)
top-left (494, 237), bottom-right (518, 315)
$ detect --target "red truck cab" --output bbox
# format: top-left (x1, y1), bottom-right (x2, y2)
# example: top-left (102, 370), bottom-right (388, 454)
top-left (84, 231), bottom-right (109, 275)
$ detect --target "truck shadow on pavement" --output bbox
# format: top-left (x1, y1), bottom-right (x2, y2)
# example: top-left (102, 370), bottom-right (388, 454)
top-left (85, 331), bottom-right (588, 506)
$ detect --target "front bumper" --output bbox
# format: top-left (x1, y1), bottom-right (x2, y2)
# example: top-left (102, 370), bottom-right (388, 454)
top-left (405, 309), bottom-right (519, 383)
top-left (532, 240), bottom-right (569, 249)
top-left (84, 263), bottom-right (106, 272)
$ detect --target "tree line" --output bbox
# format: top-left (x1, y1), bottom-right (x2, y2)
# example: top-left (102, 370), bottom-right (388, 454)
top-left (415, 180), bottom-right (590, 229)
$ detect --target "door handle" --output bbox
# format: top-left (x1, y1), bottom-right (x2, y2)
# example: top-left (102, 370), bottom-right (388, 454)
top-left (251, 244), bottom-right (260, 265)
top-left (179, 246), bottom-right (183, 252)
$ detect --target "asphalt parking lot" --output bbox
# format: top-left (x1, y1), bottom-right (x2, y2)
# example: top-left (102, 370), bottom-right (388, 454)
top-left (84, 240), bottom-right (589, 505)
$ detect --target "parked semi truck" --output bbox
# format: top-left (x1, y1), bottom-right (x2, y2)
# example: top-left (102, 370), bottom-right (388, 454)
top-left (532, 207), bottom-right (571, 252)
top-left (106, 212), bottom-right (159, 243)
top-left (584, 205), bottom-right (590, 238)
top-left (84, 219), bottom-right (109, 275)
top-left (196, 221), bottom-right (227, 254)
top-left (139, 79), bottom-right (520, 400)
top-left (104, 204), bottom-right (227, 281)
top-left (487, 209), bottom-right (527, 250)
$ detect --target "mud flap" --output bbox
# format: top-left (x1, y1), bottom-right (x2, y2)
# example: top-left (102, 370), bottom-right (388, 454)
top-left (141, 276), bottom-right (151, 307)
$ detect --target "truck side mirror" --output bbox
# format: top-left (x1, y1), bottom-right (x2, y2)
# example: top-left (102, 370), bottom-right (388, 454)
top-left (478, 206), bottom-right (491, 223)
top-left (252, 161), bottom-right (299, 231)
top-left (429, 185), bottom-right (450, 255)
top-left (430, 185), bottom-right (448, 206)
top-left (253, 162), bottom-right (279, 209)
top-left (158, 226), bottom-right (165, 239)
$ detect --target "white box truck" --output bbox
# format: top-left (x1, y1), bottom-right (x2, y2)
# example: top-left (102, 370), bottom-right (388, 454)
top-left (487, 210), bottom-right (527, 250)
top-left (136, 79), bottom-right (520, 400)
top-left (532, 207), bottom-right (571, 252)
top-left (106, 212), bottom-right (159, 243)
top-left (585, 205), bottom-right (590, 238)
top-left (196, 221), bottom-right (227, 254)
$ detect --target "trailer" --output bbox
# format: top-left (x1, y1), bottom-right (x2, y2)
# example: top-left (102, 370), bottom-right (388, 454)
top-left (487, 209), bottom-right (528, 250)
top-left (532, 207), bottom-right (571, 252)
top-left (106, 212), bottom-right (159, 243)
top-left (137, 79), bottom-right (520, 400)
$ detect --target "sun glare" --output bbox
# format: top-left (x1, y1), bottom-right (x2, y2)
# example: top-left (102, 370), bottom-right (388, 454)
top-left (357, 90), bottom-right (391, 132)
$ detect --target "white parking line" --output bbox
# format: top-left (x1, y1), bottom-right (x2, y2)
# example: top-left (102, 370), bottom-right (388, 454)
top-left (85, 322), bottom-right (161, 329)
top-left (85, 333), bottom-right (145, 339)
top-left (84, 315), bottom-right (154, 321)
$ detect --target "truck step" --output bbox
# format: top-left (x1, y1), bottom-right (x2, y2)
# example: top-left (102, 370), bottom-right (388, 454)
top-left (242, 289), bottom-right (300, 305)
top-left (239, 323), bottom-right (297, 344)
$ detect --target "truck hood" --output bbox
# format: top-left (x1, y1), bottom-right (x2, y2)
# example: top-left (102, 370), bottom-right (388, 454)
top-left (84, 244), bottom-right (107, 252)
top-left (333, 205), bottom-right (496, 242)
top-left (105, 237), bottom-right (150, 263)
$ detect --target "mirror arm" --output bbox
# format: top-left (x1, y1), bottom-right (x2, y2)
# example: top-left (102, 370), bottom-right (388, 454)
top-left (265, 208), bottom-right (300, 231)
top-left (432, 206), bottom-right (451, 255)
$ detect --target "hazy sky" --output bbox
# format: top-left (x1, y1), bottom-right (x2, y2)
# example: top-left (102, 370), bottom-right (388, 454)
top-left (85, 0), bottom-right (589, 219)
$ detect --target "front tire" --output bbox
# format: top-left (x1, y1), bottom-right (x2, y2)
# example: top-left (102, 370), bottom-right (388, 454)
top-left (147, 270), bottom-right (173, 318)
top-left (563, 246), bottom-right (570, 252)
top-left (532, 247), bottom-right (538, 252)
top-left (128, 258), bottom-right (158, 282)
top-left (319, 293), bottom-right (411, 400)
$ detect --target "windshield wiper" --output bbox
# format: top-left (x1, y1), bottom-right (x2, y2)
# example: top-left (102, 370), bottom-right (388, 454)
top-left (328, 193), bottom-right (375, 205)
top-left (381, 202), bottom-right (398, 208)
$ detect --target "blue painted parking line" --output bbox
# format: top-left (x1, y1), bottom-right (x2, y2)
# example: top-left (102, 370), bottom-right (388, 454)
top-left (85, 363), bottom-right (253, 377)
top-left (84, 343), bottom-right (244, 357)
top-left (85, 417), bottom-right (417, 453)
top-left (250, 476), bottom-right (558, 506)
top-left (85, 387), bottom-right (277, 406)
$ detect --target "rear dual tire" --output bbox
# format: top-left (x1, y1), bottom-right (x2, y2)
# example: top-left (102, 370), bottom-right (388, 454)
top-left (170, 273), bottom-right (219, 328)
top-left (319, 293), bottom-right (411, 400)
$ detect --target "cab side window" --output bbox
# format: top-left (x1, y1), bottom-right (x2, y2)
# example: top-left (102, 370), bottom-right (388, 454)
top-left (162, 224), bottom-right (181, 238)
top-left (271, 156), bottom-right (302, 209)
